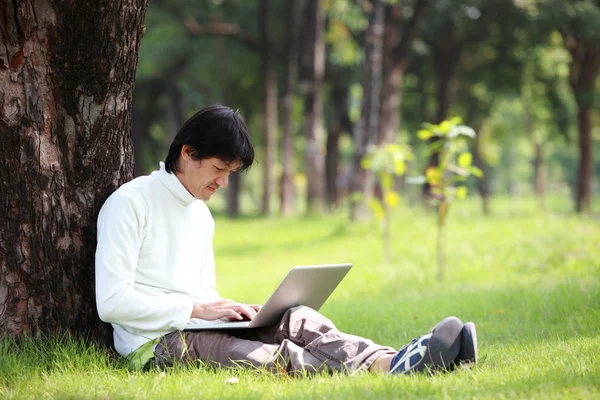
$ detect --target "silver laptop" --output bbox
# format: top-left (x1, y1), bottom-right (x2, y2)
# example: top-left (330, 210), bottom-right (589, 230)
top-left (184, 263), bottom-right (352, 330)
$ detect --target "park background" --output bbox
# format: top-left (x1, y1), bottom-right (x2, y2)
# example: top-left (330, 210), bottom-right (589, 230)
top-left (1, 0), bottom-right (599, 399)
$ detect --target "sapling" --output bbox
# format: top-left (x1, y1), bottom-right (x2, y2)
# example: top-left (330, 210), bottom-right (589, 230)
top-left (360, 143), bottom-right (413, 263)
top-left (415, 117), bottom-right (482, 280)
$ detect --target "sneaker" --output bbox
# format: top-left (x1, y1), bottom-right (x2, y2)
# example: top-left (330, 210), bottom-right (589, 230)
top-left (390, 316), bottom-right (463, 375)
top-left (455, 322), bottom-right (478, 365)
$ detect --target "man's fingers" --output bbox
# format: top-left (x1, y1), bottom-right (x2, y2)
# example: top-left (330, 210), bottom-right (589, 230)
top-left (223, 309), bottom-right (244, 320)
top-left (249, 304), bottom-right (261, 312)
top-left (235, 304), bottom-right (256, 320)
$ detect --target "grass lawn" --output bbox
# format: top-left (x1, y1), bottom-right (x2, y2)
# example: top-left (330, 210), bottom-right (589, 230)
top-left (1, 197), bottom-right (599, 399)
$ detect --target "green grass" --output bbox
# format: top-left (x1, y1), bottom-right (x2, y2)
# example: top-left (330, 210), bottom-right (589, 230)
top-left (2, 197), bottom-right (599, 399)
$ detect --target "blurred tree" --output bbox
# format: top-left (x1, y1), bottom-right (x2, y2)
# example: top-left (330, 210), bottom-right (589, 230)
top-left (379, 0), bottom-right (430, 145)
top-left (259, 0), bottom-right (278, 216)
top-left (556, 1), bottom-right (599, 213)
top-left (417, 119), bottom-right (481, 280)
top-left (0, 0), bottom-right (147, 340)
top-left (521, 36), bottom-right (574, 210)
top-left (301, 0), bottom-right (327, 213)
top-left (417, 0), bottom-right (529, 208)
top-left (349, 0), bottom-right (384, 220)
top-left (323, 0), bottom-right (365, 209)
top-left (135, 0), bottom-right (267, 217)
top-left (280, 1), bottom-right (302, 216)
top-left (325, 70), bottom-right (354, 209)
top-left (361, 144), bottom-right (412, 263)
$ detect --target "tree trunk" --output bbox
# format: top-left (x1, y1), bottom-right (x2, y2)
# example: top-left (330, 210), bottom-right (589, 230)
top-left (280, 1), bottom-right (300, 216)
top-left (325, 82), bottom-right (352, 210)
top-left (379, 0), bottom-right (429, 145)
top-left (213, 33), bottom-right (242, 218)
top-left (472, 122), bottom-right (491, 215)
top-left (575, 106), bottom-right (594, 213)
top-left (423, 40), bottom-right (460, 197)
top-left (303, 0), bottom-right (326, 214)
top-left (522, 89), bottom-right (544, 211)
top-left (349, 0), bottom-right (384, 220)
top-left (325, 122), bottom-right (341, 209)
top-left (564, 40), bottom-right (598, 214)
top-left (0, 0), bottom-right (147, 341)
top-left (259, 0), bottom-right (278, 216)
top-left (326, 66), bottom-right (354, 209)
top-left (533, 142), bottom-right (545, 210)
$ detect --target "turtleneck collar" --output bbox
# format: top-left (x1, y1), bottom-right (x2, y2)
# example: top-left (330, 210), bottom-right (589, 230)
top-left (155, 162), bottom-right (198, 206)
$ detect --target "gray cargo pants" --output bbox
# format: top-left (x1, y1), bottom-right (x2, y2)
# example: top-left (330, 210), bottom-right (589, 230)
top-left (153, 305), bottom-right (395, 374)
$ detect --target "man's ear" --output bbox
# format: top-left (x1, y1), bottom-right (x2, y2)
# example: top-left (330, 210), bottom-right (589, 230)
top-left (181, 144), bottom-right (193, 161)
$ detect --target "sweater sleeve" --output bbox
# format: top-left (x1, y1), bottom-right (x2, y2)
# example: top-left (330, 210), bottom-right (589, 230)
top-left (95, 193), bottom-right (193, 332)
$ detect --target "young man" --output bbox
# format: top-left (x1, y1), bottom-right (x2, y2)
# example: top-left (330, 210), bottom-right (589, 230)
top-left (95, 105), bottom-right (478, 375)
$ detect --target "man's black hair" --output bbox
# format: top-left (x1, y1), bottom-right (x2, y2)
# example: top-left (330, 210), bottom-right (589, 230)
top-left (164, 104), bottom-right (255, 173)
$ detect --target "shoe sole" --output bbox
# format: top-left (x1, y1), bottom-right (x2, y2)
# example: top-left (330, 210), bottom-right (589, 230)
top-left (411, 316), bottom-right (463, 373)
top-left (458, 322), bottom-right (478, 364)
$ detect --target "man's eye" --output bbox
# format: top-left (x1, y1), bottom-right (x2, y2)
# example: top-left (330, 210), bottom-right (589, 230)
top-left (215, 166), bottom-right (224, 172)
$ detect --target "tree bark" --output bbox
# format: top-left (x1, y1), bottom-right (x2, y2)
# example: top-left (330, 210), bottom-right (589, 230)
top-left (325, 82), bottom-right (352, 210)
top-left (213, 32), bottom-right (242, 218)
top-left (303, 0), bottom-right (326, 214)
top-left (379, 0), bottom-right (429, 145)
top-left (280, 0), bottom-right (300, 216)
top-left (565, 40), bottom-right (598, 213)
top-left (0, 0), bottom-right (147, 341)
top-left (260, 0), bottom-right (278, 216)
top-left (522, 89), bottom-right (544, 211)
top-left (349, 0), bottom-right (384, 220)
top-left (533, 142), bottom-right (545, 210)
top-left (423, 35), bottom-right (461, 197)
top-left (471, 121), bottom-right (491, 215)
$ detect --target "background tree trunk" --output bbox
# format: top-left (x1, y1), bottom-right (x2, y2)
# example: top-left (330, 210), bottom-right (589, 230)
top-left (349, 0), bottom-right (384, 220)
top-left (379, 0), bottom-right (429, 145)
top-left (280, 0), bottom-right (300, 216)
top-left (132, 78), bottom-right (165, 176)
top-left (423, 36), bottom-right (460, 197)
top-left (260, 0), bottom-right (278, 216)
top-left (303, 0), bottom-right (326, 214)
top-left (563, 36), bottom-right (598, 214)
top-left (213, 34), bottom-right (242, 218)
top-left (325, 81), bottom-right (352, 210)
top-left (0, 0), bottom-right (148, 341)
top-left (472, 120), bottom-right (491, 215)
top-left (533, 142), bottom-right (545, 210)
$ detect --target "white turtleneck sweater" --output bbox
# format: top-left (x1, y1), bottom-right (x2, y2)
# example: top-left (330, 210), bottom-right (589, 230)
top-left (95, 162), bottom-right (221, 357)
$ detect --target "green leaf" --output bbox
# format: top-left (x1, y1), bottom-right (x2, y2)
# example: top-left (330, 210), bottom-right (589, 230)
top-left (384, 191), bottom-right (401, 208)
top-left (456, 186), bottom-right (468, 200)
top-left (439, 121), bottom-right (452, 134)
top-left (449, 116), bottom-right (462, 125)
top-left (458, 152), bottom-right (473, 168)
top-left (368, 198), bottom-right (385, 220)
top-left (393, 159), bottom-right (406, 175)
top-left (469, 166), bottom-right (484, 178)
top-left (360, 157), bottom-right (372, 170)
top-left (417, 129), bottom-right (432, 140)
top-left (425, 167), bottom-right (442, 185)
top-left (381, 172), bottom-right (393, 191)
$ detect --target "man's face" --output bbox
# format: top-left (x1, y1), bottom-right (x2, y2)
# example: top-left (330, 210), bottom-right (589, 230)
top-left (176, 146), bottom-right (240, 201)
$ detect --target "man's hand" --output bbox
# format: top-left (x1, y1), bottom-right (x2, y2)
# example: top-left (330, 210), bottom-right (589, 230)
top-left (191, 299), bottom-right (260, 321)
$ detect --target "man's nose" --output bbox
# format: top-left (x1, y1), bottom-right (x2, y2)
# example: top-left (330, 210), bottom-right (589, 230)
top-left (216, 175), bottom-right (229, 188)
